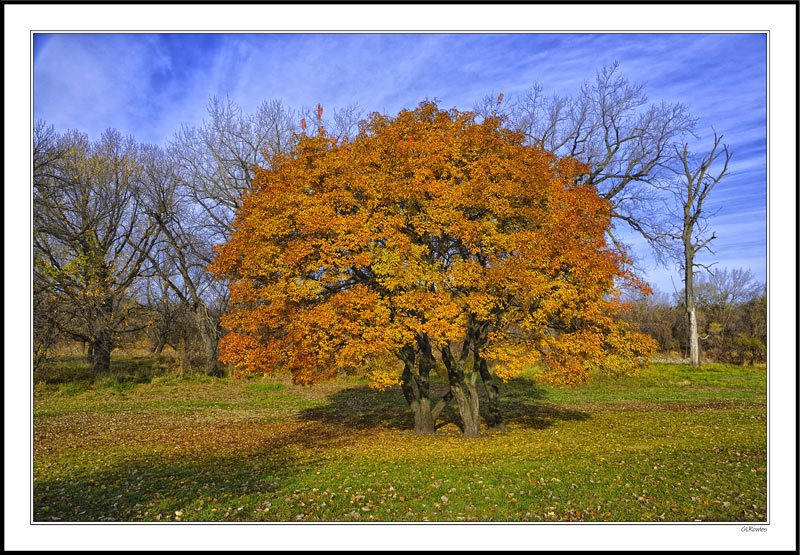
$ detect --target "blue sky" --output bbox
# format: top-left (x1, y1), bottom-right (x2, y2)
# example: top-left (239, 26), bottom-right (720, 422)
top-left (33, 33), bottom-right (767, 296)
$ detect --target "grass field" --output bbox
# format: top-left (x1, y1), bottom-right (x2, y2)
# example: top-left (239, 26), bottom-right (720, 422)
top-left (33, 358), bottom-right (767, 522)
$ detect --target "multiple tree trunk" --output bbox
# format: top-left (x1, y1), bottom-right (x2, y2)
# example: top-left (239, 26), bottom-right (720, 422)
top-left (398, 322), bottom-right (508, 438)
top-left (399, 343), bottom-right (438, 434)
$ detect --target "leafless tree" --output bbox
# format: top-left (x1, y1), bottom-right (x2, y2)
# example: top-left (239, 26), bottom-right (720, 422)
top-left (481, 63), bottom-right (697, 259)
top-left (695, 267), bottom-right (764, 309)
top-left (141, 266), bottom-right (190, 356)
top-left (690, 267), bottom-right (763, 359)
top-left (33, 125), bottom-right (159, 374)
top-left (298, 102), bottom-right (364, 144)
top-left (139, 98), bottom-right (307, 375)
top-left (662, 132), bottom-right (732, 366)
top-left (138, 143), bottom-right (228, 375)
top-left (169, 96), bottom-right (300, 242)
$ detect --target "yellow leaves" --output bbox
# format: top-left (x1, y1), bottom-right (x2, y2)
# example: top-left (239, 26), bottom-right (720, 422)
top-left (370, 243), bottom-right (436, 291)
top-left (364, 366), bottom-right (402, 391)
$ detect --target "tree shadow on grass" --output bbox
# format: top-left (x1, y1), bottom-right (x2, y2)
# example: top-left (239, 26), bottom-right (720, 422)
top-left (500, 401), bottom-right (590, 429)
top-left (297, 383), bottom-right (414, 431)
top-left (33, 422), bottom-right (349, 522)
top-left (296, 378), bottom-right (590, 434)
top-left (497, 377), bottom-right (590, 429)
top-left (34, 379), bottom-right (589, 522)
top-left (34, 451), bottom-right (295, 522)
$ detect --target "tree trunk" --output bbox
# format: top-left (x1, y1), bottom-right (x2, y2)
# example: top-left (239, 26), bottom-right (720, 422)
top-left (153, 337), bottom-right (166, 355)
top-left (684, 253), bottom-right (700, 367)
top-left (450, 379), bottom-right (481, 437)
top-left (399, 341), bottom-right (453, 434)
top-left (687, 305), bottom-right (700, 366)
top-left (475, 350), bottom-right (508, 431)
top-left (177, 336), bottom-right (190, 376)
top-left (414, 397), bottom-right (435, 434)
top-left (441, 338), bottom-right (480, 438)
top-left (399, 345), bottom-right (435, 434)
top-left (194, 305), bottom-right (223, 377)
top-left (89, 333), bottom-right (112, 375)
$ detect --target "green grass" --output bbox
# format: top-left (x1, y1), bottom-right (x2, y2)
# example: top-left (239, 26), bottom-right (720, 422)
top-left (33, 361), bottom-right (766, 522)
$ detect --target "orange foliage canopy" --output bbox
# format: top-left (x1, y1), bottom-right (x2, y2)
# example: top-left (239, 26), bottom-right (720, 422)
top-left (210, 101), bottom-right (656, 387)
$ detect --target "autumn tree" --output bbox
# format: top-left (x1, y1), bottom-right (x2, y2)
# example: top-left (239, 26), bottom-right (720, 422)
top-left (33, 125), bottom-right (158, 374)
top-left (663, 132), bottom-right (732, 366)
top-left (210, 102), bottom-right (656, 436)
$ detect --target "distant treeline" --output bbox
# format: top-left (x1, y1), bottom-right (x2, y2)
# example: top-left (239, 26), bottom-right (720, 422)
top-left (621, 268), bottom-right (766, 365)
top-left (33, 65), bottom-right (765, 378)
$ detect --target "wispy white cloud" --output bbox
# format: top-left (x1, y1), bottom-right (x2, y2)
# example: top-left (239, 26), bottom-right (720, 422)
top-left (33, 32), bottom-right (767, 289)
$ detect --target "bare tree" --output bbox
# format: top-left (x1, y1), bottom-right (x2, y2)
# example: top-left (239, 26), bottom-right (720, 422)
top-left (138, 143), bottom-right (228, 376)
top-left (619, 286), bottom-right (679, 354)
top-left (33, 122), bottom-right (67, 370)
top-left (33, 126), bottom-right (158, 374)
top-left (169, 96), bottom-right (300, 241)
top-left (141, 266), bottom-right (190, 356)
top-left (33, 272), bottom-right (61, 371)
top-left (695, 267), bottom-right (763, 308)
top-left (695, 268), bottom-right (763, 336)
top-left (663, 132), bottom-right (732, 366)
top-left (485, 63), bottom-right (697, 256)
top-left (138, 98), bottom-right (304, 376)
top-left (329, 104), bottom-right (364, 143)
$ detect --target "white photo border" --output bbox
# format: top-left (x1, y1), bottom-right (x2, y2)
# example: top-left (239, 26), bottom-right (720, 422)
top-left (5, 3), bottom-right (796, 551)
